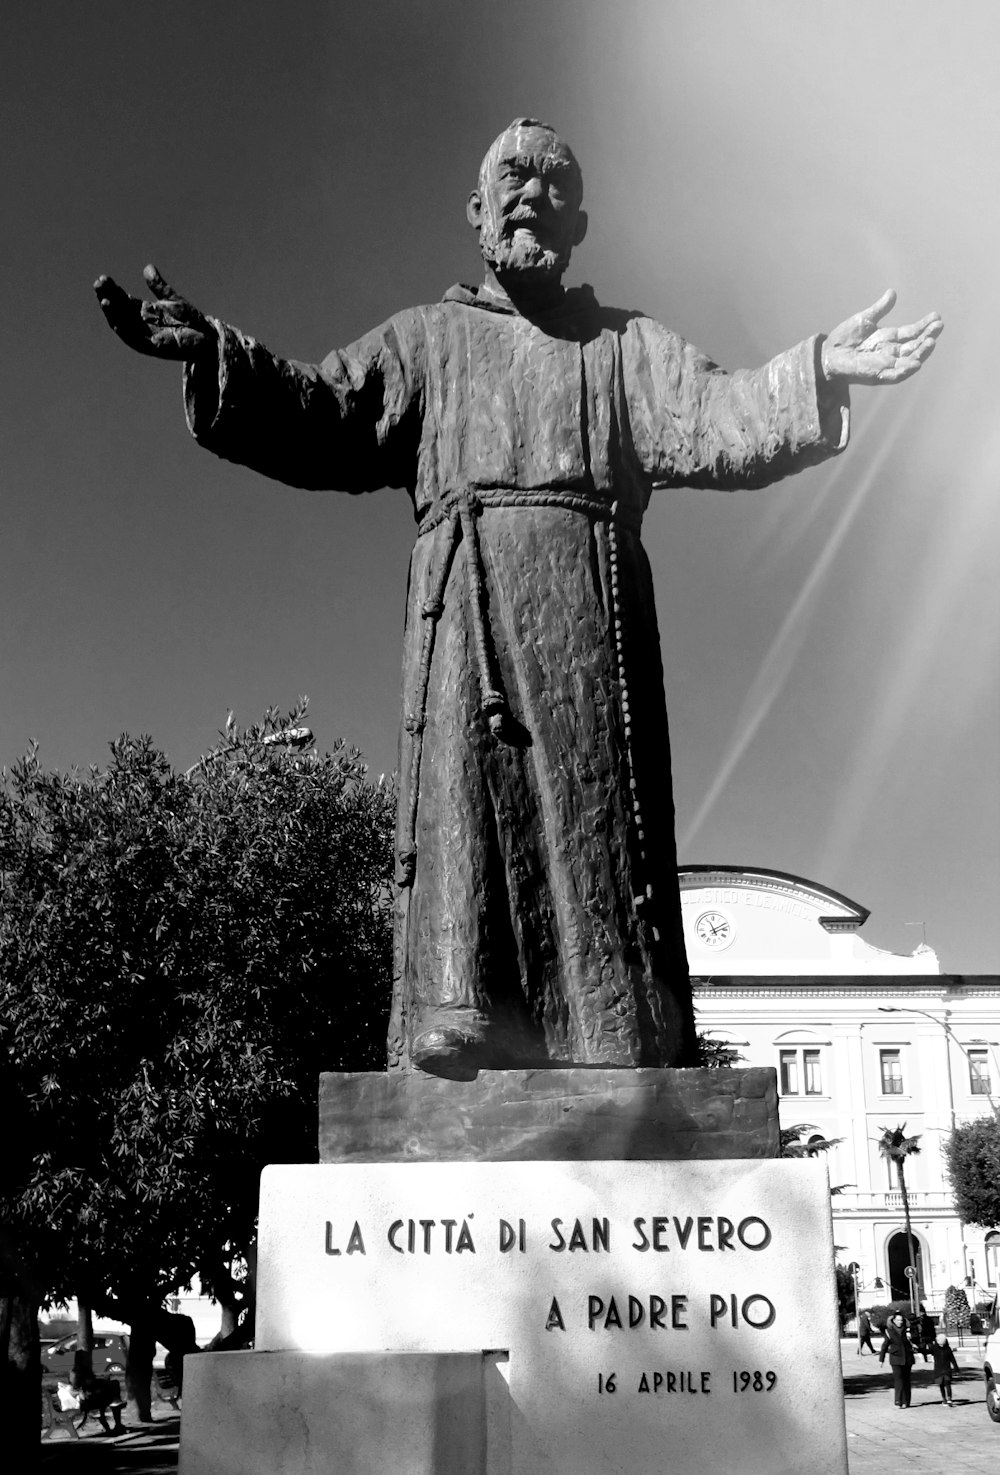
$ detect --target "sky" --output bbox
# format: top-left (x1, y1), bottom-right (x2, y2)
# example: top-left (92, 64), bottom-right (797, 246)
top-left (3, 1), bottom-right (998, 973)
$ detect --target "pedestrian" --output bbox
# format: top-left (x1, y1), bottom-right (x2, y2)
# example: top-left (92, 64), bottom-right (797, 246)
top-left (879, 1311), bottom-right (916, 1408)
top-left (908, 1308), bottom-right (931, 1361)
top-left (930, 1330), bottom-right (960, 1405)
top-left (857, 1308), bottom-right (877, 1355)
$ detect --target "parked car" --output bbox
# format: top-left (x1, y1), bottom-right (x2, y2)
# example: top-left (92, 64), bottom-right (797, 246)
top-left (984, 1314), bottom-right (1000, 1425)
top-left (41, 1333), bottom-right (128, 1382)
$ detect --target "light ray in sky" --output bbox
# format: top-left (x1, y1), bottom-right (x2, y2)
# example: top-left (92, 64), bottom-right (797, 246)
top-left (679, 400), bottom-right (913, 856)
top-left (816, 381), bottom-right (1000, 883)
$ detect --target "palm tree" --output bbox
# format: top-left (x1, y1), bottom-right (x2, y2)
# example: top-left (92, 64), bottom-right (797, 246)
top-left (878, 1124), bottom-right (922, 1308)
top-left (780, 1124), bottom-right (844, 1158)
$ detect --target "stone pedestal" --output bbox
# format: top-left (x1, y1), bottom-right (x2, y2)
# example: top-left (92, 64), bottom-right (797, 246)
top-left (251, 1155), bottom-right (847, 1475)
top-left (179, 1067), bottom-right (848, 1475)
top-left (179, 1350), bottom-right (500, 1475)
top-left (318, 1066), bottom-right (778, 1162)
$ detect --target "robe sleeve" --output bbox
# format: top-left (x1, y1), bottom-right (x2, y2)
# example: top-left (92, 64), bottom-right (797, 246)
top-left (625, 318), bottom-right (850, 491)
top-left (182, 311), bottom-right (424, 492)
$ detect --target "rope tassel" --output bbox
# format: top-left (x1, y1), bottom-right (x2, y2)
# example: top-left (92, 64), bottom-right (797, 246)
top-left (397, 507), bottom-right (461, 887)
top-left (458, 501), bottom-right (511, 738)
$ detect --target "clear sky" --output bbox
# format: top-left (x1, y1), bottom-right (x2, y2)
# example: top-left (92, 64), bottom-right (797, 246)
top-left (3, 1), bottom-right (997, 972)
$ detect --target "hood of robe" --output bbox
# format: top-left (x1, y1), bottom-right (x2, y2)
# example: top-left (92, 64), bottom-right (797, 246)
top-left (443, 280), bottom-right (601, 326)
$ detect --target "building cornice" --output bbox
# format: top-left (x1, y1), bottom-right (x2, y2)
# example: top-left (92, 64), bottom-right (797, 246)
top-left (693, 974), bottom-right (999, 1000)
top-left (679, 865), bottom-right (870, 926)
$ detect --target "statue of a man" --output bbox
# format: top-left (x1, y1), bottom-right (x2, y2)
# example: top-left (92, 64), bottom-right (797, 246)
top-left (96, 118), bottom-right (941, 1078)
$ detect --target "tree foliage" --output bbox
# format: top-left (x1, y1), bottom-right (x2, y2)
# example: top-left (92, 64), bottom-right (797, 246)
top-left (833, 1265), bottom-right (855, 1330)
top-left (942, 1284), bottom-right (971, 1331)
top-left (877, 1123), bottom-right (921, 1173)
top-left (0, 708), bottom-right (394, 1404)
top-left (695, 1034), bottom-right (742, 1069)
top-left (779, 1124), bottom-right (843, 1158)
top-left (944, 1114), bottom-right (1000, 1229)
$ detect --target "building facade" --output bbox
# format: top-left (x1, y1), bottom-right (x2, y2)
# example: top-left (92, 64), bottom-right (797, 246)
top-left (684, 865), bottom-right (1000, 1311)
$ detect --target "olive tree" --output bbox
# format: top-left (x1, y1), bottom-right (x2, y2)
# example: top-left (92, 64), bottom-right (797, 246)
top-left (0, 708), bottom-right (394, 1436)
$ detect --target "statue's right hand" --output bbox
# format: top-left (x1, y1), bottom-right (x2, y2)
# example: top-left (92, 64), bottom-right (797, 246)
top-left (93, 264), bottom-right (211, 360)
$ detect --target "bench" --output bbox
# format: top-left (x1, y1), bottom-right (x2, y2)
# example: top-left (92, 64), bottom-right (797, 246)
top-left (154, 1366), bottom-right (181, 1409)
top-left (42, 1378), bottom-right (126, 1437)
top-left (41, 1387), bottom-right (80, 1440)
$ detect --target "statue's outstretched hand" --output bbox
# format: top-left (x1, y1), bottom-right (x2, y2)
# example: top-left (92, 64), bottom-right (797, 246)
top-left (821, 289), bottom-right (943, 385)
top-left (93, 265), bottom-right (211, 360)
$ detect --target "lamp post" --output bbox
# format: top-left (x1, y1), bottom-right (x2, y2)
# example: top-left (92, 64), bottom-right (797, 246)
top-left (904, 1264), bottom-right (919, 1316)
top-left (878, 1004), bottom-right (956, 1131)
top-left (183, 725), bottom-right (316, 778)
top-left (877, 1003), bottom-right (991, 1305)
top-left (849, 1264), bottom-right (885, 1356)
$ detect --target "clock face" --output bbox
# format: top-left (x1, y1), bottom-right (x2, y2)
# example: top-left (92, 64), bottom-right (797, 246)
top-left (694, 910), bottom-right (735, 950)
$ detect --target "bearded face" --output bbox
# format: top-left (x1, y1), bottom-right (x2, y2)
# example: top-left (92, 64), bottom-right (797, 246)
top-left (469, 121), bottom-right (586, 285)
top-left (479, 211), bottom-right (566, 277)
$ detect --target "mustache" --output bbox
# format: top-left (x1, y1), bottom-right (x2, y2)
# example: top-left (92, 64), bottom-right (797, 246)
top-left (503, 206), bottom-right (544, 232)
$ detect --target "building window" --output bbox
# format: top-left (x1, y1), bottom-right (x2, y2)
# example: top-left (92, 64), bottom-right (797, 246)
top-left (880, 1049), bottom-right (903, 1095)
top-left (779, 1048), bottom-right (822, 1096)
top-left (969, 1049), bottom-right (991, 1096)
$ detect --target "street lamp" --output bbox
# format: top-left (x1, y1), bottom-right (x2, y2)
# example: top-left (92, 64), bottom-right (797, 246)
top-left (877, 1004), bottom-right (955, 1131)
top-left (184, 725), bottom-right (316, 778)
top-left (848, 1264), bottom-right (885, 1356)
top-left (878, 1003), bottom-right (996, 1305)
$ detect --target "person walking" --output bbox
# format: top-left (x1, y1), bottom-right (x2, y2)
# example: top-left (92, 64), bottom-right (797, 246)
top-left (930, 1330), bottom-right (960, 1405)
top-left (879, 1311), bottom-right (917, 1408)
top-left (858, 1308), bottom-right (878, 1355)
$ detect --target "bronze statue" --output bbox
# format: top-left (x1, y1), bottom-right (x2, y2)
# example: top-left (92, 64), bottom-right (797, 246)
top-left (95, 119), bottom-right (942, 1078)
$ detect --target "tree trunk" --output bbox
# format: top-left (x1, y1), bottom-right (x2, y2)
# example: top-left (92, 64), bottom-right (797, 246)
top-left (202, 1241), bottom-right (258, 1350)
top-left (896, 1160), bottom-right (920, 1311)
top-left (125, 1313), bottom-right (157, 1423)
top-left (0, 1292), bottom-right (41, 1473)
top-left (75, 1298), bottom-right (94, 1379)
top-left (218, 1298), bottom-right (240, 1345)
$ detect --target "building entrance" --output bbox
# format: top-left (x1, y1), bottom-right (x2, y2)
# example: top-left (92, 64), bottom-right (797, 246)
top-left (887, 1230), bottom-right (923, 1302)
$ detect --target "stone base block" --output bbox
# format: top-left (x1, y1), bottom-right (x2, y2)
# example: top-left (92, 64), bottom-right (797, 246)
top-left (178, 1349), bottom-right (497, 1475)
top-left (318, 1065), bottom-right (777, 1162)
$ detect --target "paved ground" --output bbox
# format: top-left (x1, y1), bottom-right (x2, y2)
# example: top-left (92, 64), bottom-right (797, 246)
top-left (35, 1342), bottom-right (999, 1472)
top-left (40, 1410), bottom-right (180, 1473)
top-left (842, 1336), bottom-right (998, 1474)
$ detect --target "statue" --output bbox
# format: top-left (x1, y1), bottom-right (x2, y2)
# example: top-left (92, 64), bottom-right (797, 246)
top-left (95, 119), bottom-right (941, 1079)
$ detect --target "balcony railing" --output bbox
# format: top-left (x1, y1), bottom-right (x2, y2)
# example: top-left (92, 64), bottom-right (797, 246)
top-left (833, 1190), bottom-right (953, 1213)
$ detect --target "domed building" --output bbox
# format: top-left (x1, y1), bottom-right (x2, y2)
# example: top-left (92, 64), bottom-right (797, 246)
top-left (684, 865), bottom-right (999, 1311)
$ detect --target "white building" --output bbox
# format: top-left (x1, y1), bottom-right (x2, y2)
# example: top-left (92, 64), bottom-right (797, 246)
top-left (685, 865), bottom-right (1000, 1310)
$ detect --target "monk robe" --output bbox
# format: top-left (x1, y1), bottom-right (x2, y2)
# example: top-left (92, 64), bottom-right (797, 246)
top-left (182, 281), bottom-right (849, 1071)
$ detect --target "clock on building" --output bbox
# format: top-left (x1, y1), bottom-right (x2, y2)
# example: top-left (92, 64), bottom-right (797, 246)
top-left (694, 910), bottom-right (735, 950)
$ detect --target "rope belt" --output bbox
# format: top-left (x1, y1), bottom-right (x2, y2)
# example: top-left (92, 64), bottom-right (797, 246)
top-left (416, 487), bottom-right (643, 538)
top-left (397, 489), bottom-right (645, 890)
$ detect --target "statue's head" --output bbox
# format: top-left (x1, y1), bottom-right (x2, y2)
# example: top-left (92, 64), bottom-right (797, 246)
top-left (467, 119), bottom-right (588, 285)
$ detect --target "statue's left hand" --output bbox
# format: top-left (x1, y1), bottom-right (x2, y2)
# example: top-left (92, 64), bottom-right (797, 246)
top-left (94, 264), bottom-right (212, 360)
top-left (821, 289), bottom-right (943, 385)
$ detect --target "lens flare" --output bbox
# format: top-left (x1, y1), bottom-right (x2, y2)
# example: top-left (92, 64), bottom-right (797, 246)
top-left (679, 403), bottom-right (911, 854)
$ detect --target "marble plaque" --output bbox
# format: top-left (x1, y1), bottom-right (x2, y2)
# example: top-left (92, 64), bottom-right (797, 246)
top-left (256, 1159), bottom-right (847, 1475)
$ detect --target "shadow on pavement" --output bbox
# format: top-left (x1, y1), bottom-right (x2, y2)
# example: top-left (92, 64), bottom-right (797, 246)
top-left (843, 1371), bottom-right (893, 1397)
top-left (842, 1366), bottom-right (982, 1401)
top-left (40, 1416), bottom-right (180, 1472)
